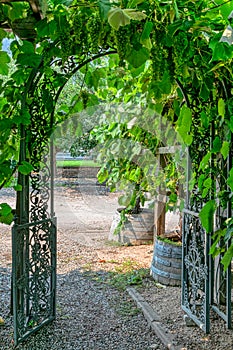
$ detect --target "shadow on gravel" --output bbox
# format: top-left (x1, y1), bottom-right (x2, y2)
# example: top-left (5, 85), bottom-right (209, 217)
top-left (0, 267), bottom-right (166, 350)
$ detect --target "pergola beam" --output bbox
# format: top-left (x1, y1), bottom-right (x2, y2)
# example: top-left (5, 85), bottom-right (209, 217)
top-left (0, 0), bottom-right (44, 38)
top-left (0, 0), bottom-right (42, 15)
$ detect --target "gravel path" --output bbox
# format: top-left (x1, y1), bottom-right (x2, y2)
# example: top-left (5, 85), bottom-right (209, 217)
top-left (0, 265), bottom-right (166, 350)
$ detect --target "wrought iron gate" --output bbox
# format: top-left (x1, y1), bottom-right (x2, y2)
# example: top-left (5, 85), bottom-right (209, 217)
top-left (12, 136), bottom-right (56, 345)
top-left (182, 127), bottom-right (232, 333)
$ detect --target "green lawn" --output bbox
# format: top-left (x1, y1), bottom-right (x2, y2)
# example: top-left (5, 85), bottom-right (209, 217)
top-left (56, 160), bottom-right (100, 167)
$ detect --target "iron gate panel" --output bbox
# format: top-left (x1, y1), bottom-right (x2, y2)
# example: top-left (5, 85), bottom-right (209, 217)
top-left (210, 149), bottom-right (232, 328)
top-left (210, 246), bottom-right (232, 327)
top-left (12, 218), bottom-right (56, 345)
top-left (12, 136), bottom-right (57, 345)
top-left (182, 126), bottom-right (232, 332)
top-left (182, 209), bottom-right (210, 332)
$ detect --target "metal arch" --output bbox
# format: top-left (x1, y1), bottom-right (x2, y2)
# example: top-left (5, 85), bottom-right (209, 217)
top-left (11, 46), bottom-right (115, 345)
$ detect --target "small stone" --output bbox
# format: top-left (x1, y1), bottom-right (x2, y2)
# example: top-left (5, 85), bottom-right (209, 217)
top-left (0, 316), bottom-right (5, 326)
top-left (183, 314), bottom-right (196, 327)
top-left (155, 282), bottom-right (166, 289)
top-left (149, 344), bottom-right (159, 349)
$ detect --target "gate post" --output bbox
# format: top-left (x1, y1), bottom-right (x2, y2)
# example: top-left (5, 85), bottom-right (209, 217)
top-left (12, 126), bottom-right (57, 345)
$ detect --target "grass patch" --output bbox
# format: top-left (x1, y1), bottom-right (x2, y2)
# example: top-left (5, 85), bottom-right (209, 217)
top-left (157, 236), bottom-right (182, 246)
top-left (105, 240), bottom-right (123, 247)
top-left (56, 160), bottom-right (100, 167)
top-left (82, 259), bottom-right (151, 291)
top-left (115, 300), bottom-right (140, 316)
top-left (106, 268), bottom-right (150, 290)
top-left (96, 263), bottom-right (150, 291)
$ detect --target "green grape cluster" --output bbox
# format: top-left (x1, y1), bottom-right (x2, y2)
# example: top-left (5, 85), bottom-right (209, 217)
top-left (153, 23), bottom-right (164, 45)
top-left (150, 44), bottom-right (164, 81)
top-left (80, 89), bottom-right (89, 109)
top-left (72, 12), bottom-right (89, 54)
top-left (166, 47), bottom-right (175, 83)
top-left (173, 31), bottom-right (189, 57)
top-left (150, 28), bottom-right (168, 81)
top-left (87, 14), bottom-right (102, 54)
top-left (113, 26), bottom-right (131, 67)
top-left (98, 23), bottom-right (113, 49)
top-left (72, 12), bottom-right (83, 42)
top-left (59, 30), bottom-right (74, 61)
top-left (172, 31), bottom-right (189, 77)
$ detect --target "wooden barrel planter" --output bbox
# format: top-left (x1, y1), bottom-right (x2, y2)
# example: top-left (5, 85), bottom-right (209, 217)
top-left (150, 237), bottom-right (182, 286)
top-left (109, 208), bottom-right (154, 245)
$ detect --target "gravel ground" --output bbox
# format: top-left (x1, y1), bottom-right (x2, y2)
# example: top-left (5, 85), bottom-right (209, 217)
top-left (0, 263), bottom-right (166, 350)
top-left (0, 180), bottom-right (233, 349)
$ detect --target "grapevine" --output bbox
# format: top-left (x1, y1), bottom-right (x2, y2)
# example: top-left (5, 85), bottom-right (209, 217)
top-left (113, 25), bottom-right (131, 67)
top-left (150, 24), bottom-right (167, 81)
top-left (87, 14), bottom-right (102, 54)
top-left (172, 30), bottom-right (190, 77)
top-left (72, 11), bottom-right (89, 54)
top-left (80, 89), bottom-right (89, 109)
top-left (59, 27), bottom-right (74, 61)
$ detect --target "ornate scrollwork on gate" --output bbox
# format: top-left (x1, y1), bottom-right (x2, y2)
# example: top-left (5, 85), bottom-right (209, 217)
top-left (30, 145), bottom-right (51, 222)
top-left (12, 218), bottom-right (56, 343)
top-left (182, 120), bottom-right (232, 332)
top-left (12, 137), bottom-right (57, 345)
top-left (182, 210), bottom-right (210, 331)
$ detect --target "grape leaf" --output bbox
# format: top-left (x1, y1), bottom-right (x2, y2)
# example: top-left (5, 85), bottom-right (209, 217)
top-left (98, 0), bottom-right (112, 19)
top-left (17, 53), bottom-right (42, 68)
top-left (220, 141), bottom-right (229, 160)
top-left (0, 29), bottom-right (7, 43)
top-left (126, 47), bottom-right (150, 68)
top-left (199, 200), bottom-right (216, 233)
top-left (108, 8), bottom-right (146, 30)
top-left (227, 167), bottom-right (233, 191)
top-left (221, 245), bottom-right (233, 271)
top-left (18, 161), bottom-right (33, 175)
top-left (212, 136), bottom-right (222, 152)
top-left (218, 98), bottom-right (225, 117)
top-left (108, 8), bottom-right (131, 29)
top-left (0, 51), bottom-right (10, 75)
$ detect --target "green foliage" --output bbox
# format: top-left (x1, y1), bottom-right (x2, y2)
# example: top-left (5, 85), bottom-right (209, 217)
top-left (199, 200), bottom-right (216, 233)
top-left (210, 217), bottom-right (233, 271)
top-left (56, 159), bottom-right (98, 167)
top-left (0, 0), bottom-right (233, 266)
top-left (103, 260), bottom-right (150, 290)
top-left (0, 51), bottom-right (10, 75)
top-left (106, 268), bottom-right (149, 290)
top-left (18, 161), bottom-right (34, 175)
top-left (0, 203), bottom-right (14, 225)
top-left (108, 7), bottom-right (146, 30)
top-left (90, 103), bottom-right (183, 230)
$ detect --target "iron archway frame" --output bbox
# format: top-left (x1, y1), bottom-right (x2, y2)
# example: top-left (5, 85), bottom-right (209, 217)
top-left (11, 46), bottom-right (116, 345)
